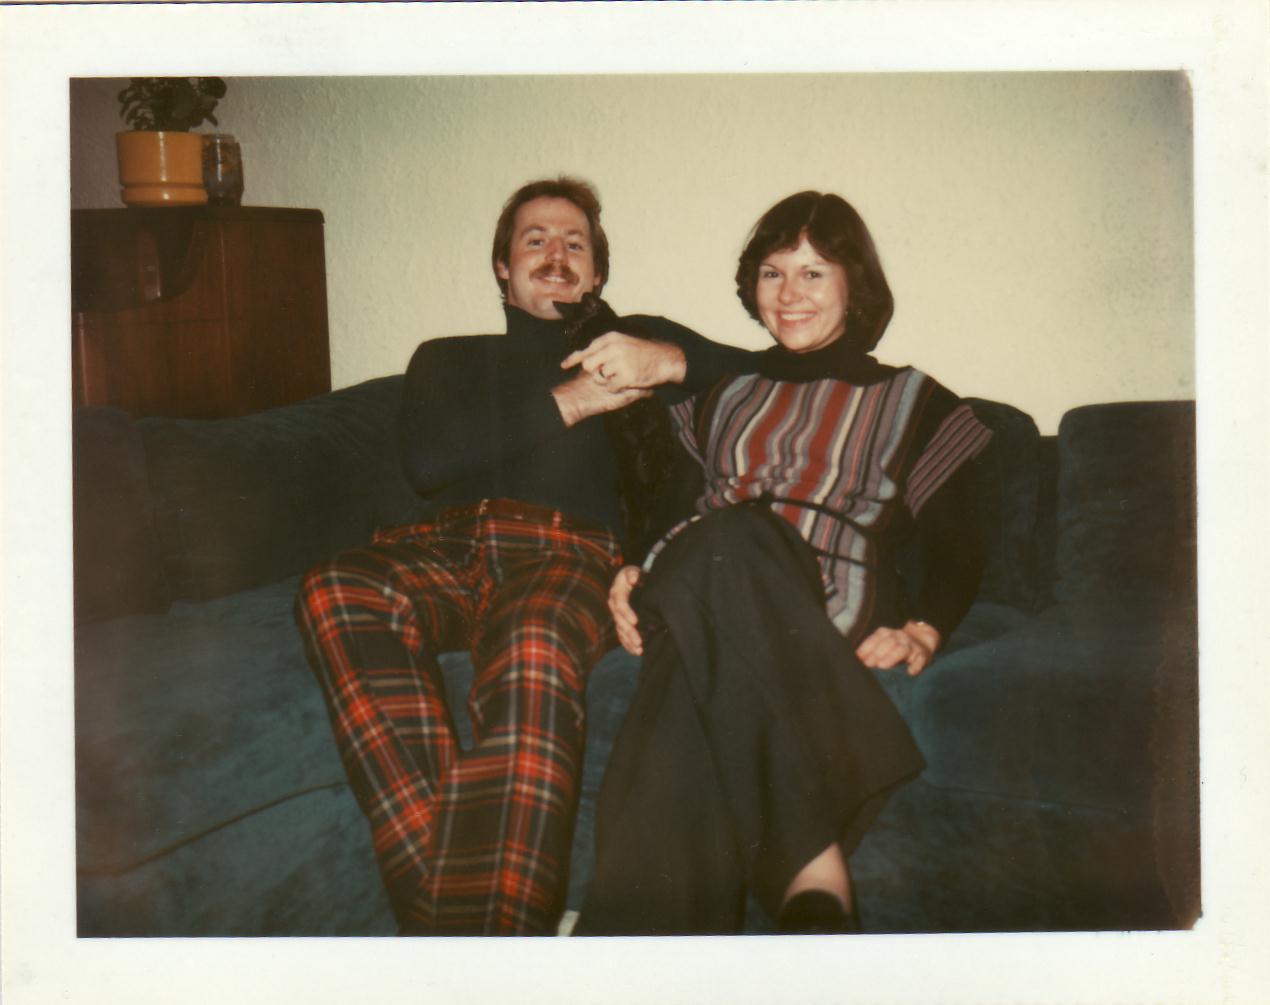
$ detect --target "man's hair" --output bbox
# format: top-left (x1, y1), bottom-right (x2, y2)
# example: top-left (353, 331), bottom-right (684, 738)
top-left (735, 191), bottom-right (894, 353)
top-left (491, 176), bottom-right (610, 299)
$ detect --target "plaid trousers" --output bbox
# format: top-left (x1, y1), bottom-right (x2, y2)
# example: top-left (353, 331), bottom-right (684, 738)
top-left (295, 499), bottom-right (621, 935)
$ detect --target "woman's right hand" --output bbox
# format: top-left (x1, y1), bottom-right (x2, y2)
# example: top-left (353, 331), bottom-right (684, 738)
top-left (609, 565), bottom-right (644, 655)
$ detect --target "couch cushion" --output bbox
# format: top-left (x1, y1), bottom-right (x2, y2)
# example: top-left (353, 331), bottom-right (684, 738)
top-left (77, 784), bottom-right (396, 937)
top-left (139, 376), bottom-right (428, 603)
top-left (73, 406), bottom-right (170, 622)
top-left (852, 778), bottom-right (1182, 933)
top-left (1054, 400), bottom-right (1196, 605)
top-left (74, 576), bottom-right (347, 874)
top-left (74, 575), bottom-right (643, 908)
top-left (906, 598), bottom-right (1198, 815)
top-left (873, 600), bottom-right (1029, 722)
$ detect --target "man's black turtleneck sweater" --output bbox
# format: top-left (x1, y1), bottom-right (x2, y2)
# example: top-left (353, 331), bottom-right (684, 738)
top-left (397, 305), bottom-right (754, 535)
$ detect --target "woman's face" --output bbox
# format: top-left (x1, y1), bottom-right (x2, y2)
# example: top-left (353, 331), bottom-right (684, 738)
top-left (755, 235), bottom-right (850, 354)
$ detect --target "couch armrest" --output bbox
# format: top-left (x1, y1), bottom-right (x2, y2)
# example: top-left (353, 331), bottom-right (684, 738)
top-left (139, 376), bottom-right (428, 602)
top-left (73, 406), bottom-right (171, 622)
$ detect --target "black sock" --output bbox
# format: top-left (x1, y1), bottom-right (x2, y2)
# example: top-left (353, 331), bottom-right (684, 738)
top-left (777, 890), bottom-right (859, 934)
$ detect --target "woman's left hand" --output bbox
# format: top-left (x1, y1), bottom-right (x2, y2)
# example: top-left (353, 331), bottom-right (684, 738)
top-left (855, 620), bottom-right (942, 677)
top-left (560, 332), bottom-right (687, 391)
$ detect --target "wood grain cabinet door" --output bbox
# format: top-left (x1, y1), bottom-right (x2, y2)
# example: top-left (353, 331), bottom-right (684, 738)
top-left (71, 207), bottom-right (332, 419)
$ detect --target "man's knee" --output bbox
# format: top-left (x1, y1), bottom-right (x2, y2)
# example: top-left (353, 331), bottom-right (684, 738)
top-left (480, 620), bottom-right (590, 684)
top-left (471, 604), bottom-right (600, 714)
top-left (295, 545), bottom-right (422, 646)
top-left (297, 557), bottom-right (337, 607)
top-left (486, 574), bottom-right (610, 654)
top-left (296, 550), bottom-right (369, 621)
top-left (296, 557), bottom-right (340, 631)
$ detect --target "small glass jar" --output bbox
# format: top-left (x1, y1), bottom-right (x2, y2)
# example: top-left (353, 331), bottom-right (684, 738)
top-left (202, 133), bottom-right (244, 206)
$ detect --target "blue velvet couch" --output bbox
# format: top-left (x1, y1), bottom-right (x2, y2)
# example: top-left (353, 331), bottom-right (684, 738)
top-left (73, 376), bottom-right (1199, 936)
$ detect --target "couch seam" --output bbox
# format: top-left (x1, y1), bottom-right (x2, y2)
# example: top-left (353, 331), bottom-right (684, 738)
top-left (914, 779), bottom-right (1135, 817)
top-left (77, 780), bottom-right (350, 878)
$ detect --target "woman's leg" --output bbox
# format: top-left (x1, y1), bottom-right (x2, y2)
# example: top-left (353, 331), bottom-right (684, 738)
top-left (784, 843), bottom-right (850, 906)
top-left (777, 843), bottom-right (861, 933)
top-left (574, 623), bottom-right (751, 935)
top-left (579, 505), bottom-right (923, 934)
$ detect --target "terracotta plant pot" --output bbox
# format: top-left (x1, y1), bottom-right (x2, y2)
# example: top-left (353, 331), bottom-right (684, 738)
top-left (115, 131), bottom-right (208, 207)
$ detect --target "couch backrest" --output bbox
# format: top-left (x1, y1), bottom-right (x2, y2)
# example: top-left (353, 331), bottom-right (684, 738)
top-left (893, 398), bottom-right (1055, 617)
top-left (1054, 400), bottom-right (1196, 609)
top-left (964, 398), bottom-right (1053, 612)
top-left (75, 378), bottom-right (1195, 622)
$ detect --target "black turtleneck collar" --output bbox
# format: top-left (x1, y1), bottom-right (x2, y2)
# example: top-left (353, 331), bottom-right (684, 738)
top-left (757, 335), bottom-right (895, 385)
top-left (504, 304), bottom-right (568, 339)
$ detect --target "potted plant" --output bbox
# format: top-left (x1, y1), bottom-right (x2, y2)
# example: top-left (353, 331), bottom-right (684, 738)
top-left (115, 77), bottom-right (227, 207)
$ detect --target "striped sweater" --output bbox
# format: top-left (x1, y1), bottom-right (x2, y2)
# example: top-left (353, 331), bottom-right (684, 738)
top-left (652, 366), bottom-right (993, 642)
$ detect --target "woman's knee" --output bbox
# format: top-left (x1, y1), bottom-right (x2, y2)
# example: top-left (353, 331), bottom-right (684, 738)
top-left (669, 506), bottom-right (803, 571)
top-left (679, 505), bottom-right (788, 555)
top-left (648, 505), bottom-right (823, 607)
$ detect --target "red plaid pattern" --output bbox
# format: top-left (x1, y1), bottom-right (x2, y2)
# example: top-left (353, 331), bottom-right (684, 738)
top-left (295, 499), bottom-right (620, 935)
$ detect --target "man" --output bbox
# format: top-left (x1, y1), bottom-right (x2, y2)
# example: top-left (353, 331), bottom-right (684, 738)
top-left (295, 177), bottom-right (752, 936)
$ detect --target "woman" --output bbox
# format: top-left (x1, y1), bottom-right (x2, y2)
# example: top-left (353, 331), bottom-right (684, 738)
top-left (572, 192), bottom-right (993, 936)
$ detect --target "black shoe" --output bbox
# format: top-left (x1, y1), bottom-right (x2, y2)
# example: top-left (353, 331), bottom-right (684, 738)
top-left (777, 890), bottom-right (860, 934)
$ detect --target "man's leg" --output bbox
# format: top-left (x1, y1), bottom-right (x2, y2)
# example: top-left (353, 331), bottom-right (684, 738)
top-left (424, 513), bottom-right (619, 935)
top-left (295, 520), bottom-right (478, 931)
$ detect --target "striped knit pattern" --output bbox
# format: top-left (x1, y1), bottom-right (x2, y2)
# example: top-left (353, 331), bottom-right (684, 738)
top-left (295, 499), bottom-right (620, 935)
top-left (662, 367), bottom-right (991, 639)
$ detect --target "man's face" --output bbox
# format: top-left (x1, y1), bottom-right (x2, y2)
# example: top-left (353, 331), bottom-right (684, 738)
top-left (496, 196), bottom-right (602, 319)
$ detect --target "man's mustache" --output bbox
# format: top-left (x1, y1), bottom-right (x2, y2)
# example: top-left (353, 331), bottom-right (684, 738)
top-left (532, 264), bottom-right (579, 284)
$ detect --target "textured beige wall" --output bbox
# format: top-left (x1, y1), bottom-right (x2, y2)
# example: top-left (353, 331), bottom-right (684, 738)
top-left (70, 72), bottom-right (1193, 433)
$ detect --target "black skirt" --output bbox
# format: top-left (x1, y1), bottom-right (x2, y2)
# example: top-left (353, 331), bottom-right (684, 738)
top-left (575, 504), bottom-right (925, 935)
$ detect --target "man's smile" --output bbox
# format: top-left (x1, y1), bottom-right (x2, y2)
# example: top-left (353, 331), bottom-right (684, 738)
top-left (534, 267), bottom-right (579, 285)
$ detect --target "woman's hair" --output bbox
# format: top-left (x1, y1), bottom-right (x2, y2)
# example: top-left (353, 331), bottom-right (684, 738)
top-left (735, 191), bottom-right (894, 352)
top-left (490, 176), bottom-right (610, 298)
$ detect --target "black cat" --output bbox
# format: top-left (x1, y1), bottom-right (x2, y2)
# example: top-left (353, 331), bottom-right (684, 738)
top-left (555, 293), bottom-right (678, 563)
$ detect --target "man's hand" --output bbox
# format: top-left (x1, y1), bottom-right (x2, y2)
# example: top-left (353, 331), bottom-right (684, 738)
top-left (560, 332), bottom-right (687, 391)
top-left (609, 565), bottom-right (644, 655)
top-left (854, 620), bottom-right (942, 677)
top-left (552, 370), bottom-right (651, 427)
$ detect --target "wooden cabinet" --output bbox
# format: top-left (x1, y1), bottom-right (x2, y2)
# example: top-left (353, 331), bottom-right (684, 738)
top-left (72, 207), bottom-right (332, 419)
